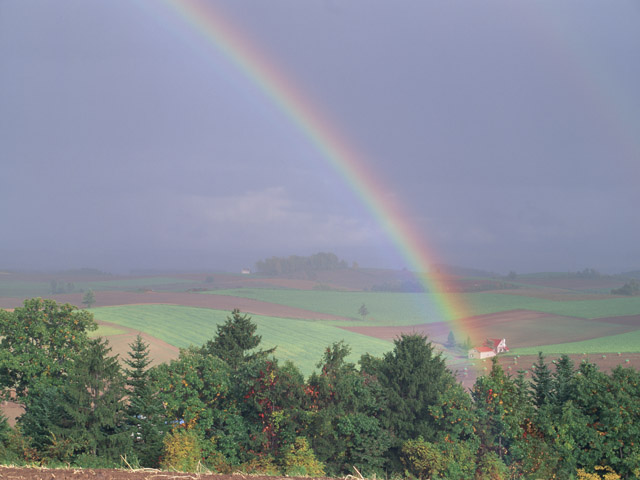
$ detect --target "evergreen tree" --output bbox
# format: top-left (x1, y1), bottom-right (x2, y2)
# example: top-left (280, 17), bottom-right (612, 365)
top-left (360, 334), bottom-right (455, 469)
top-left (19, 338), bottom-right (130, 462)
top-left (552, 354), bottom-right (575, 405)
top-left (446, 330), bottom-right (456, 348)
top-left (58, 338), bottom-right (131, 460)
top-left (124, 334), bottom-right (164, 467)
top-left (530, 352), bottom-right (553, 407)
top-left (200, 309), bottom-right (275, 369)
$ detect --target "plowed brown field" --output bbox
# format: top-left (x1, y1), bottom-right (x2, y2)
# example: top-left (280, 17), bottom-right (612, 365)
top-left (342, 309), bottom-right (640, 350)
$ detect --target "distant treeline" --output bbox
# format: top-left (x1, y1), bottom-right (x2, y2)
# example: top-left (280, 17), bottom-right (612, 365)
top-left (612, 279), bottom-right (640, 296)
top-left (255, 252), bottom-right (348, 275)
top-left (0, 299), bottom-right (638, 479)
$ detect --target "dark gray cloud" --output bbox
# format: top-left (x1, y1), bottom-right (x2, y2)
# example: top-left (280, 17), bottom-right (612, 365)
top-left (1, 0), bottom-right (638, 274)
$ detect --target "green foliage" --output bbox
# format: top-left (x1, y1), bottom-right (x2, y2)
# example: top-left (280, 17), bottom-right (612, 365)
top-left (530, 352), bottom-right (553, 407)
top-left (200, 309), bottom-right (275, 369)
top-left (282, 437), bottom-right (325, 477)
top-left (124, 334), bottom-right (164, 467)
top-left (401, 436), bottom-right (476, 480)
top-left (0, 298), bottom-right (97, 399)
top-left (358, 303), bottom-right (369, 319)
top-left (474, 451), bottom-right (508, 480)
top-left (18, 338), bottom-right (130, 463)
top-left (234, 357), bottom-right (307, 460)
top-left (472, 358), bottom-right (534, 474)
top-left (362, 334), bottom-right (455, 446)
top-left (306, 342), bottom-right (389, 475)
top-left (154, 347), bottom-right (233, 434)
top-left (160, 429), bottom-right (202, 472)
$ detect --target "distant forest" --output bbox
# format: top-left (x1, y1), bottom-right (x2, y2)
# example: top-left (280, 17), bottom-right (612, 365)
top-left (254, 252), bottom-right (348, 275)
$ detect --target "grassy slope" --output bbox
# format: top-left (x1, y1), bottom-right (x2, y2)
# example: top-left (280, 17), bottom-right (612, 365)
top-left (92, 304), bottom-right (392, 376)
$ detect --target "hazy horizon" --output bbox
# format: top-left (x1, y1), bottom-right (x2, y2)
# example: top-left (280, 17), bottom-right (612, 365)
top-left (2, 1), bottom-right (639, 276)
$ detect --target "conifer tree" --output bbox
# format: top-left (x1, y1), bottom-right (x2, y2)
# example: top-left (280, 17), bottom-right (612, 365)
top-left (200, 309), bottom-right (274, 369)
top-left (552, 354), bottom-right (575, 405)
top-left (57, 338), bottom-right (131, 460)
top-left (531, 352), bottom-right (553, 407)
top-left (124, 334), bottom-right (164, 467)
top-left (361, 334), bottom-right (455, 469)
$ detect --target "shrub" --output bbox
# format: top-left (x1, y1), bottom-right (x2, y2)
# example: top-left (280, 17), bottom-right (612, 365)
top-left (401, 437), bottom-right (446, 480)
top-left (401, 437), bottom-right (475, 480)
top-left (282, 437), bottom-right (325, 477)
top-left (475, 451), bottom-right (508, 480)
top-left (577, 466), bottom-right (621, 480)
top-left (160, 429), bottom-right (202, 472)
top-left (239, 454), bottom-right (280, 475)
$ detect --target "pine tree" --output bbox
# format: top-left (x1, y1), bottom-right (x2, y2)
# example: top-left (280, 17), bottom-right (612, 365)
top-left (531, 352), bottom-right (553, 407)
top-left (361, 334), bottom-right (455, 469)
top-left (200, 309), bottom-right (275, 369)
top-left (552, 354), bottom-right (575, 405)
top-left (57, 338), bottom-right (131, 460)
top-left (124, 334), bottom-right (164, 467)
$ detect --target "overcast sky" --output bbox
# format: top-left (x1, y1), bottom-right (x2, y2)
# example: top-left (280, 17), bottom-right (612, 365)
top-left (1, 1), bottom-right (639, 274)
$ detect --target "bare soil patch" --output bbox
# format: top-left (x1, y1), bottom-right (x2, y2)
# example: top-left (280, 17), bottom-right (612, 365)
top-left (0, 466), bottom-right (328, 480)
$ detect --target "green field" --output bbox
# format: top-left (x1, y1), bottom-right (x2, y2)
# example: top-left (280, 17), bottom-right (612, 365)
top-left (205, 289), bottom-right (446, 326)
top-left (92, 304), bottom-right (393, 376)
top-left (511, 329), bottom-right (640, 355)
top-left (90, 324), bottom-right (127, 337)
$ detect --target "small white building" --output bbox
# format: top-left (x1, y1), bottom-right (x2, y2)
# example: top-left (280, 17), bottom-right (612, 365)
top-left (487, 338), bottom-right (509, 354)
top-left (468, 347), bottom-right (496, 360)
top-left (241, 268), bottom-right (251, 275)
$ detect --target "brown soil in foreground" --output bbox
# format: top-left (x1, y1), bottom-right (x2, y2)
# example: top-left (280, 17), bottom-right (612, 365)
top-left (0, 466), bottom-right (328, 480)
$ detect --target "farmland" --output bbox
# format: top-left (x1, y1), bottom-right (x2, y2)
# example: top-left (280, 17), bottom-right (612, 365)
top-left (1, 268), bottom-right (640, 382)
top-left (92, 304), bottom-right (392, 375)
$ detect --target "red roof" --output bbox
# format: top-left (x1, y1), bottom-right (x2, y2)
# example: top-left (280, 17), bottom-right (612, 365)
top-left (474, 347), bottom-right (495, 353)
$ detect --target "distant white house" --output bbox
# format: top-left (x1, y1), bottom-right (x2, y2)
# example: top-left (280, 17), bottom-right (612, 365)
top-left (468, 338), bottom-right (509, 359)
top-left (468, 347), bottom-right (496, 360)
top-left (241, 268), bottom-right (251, 275)
top-left (486, 338), bottom-right (509, 354)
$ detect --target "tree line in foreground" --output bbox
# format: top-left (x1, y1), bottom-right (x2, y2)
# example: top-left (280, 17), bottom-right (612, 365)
top-left (0, 298), bottom-right (639, 479)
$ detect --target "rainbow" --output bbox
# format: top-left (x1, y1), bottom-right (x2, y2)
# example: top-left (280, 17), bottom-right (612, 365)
top-left (153, 0), bottom-right (475, 342)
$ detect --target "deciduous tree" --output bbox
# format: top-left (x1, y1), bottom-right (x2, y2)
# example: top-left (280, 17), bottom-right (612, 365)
top-left (0, 298), bottom-right (97, 400)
